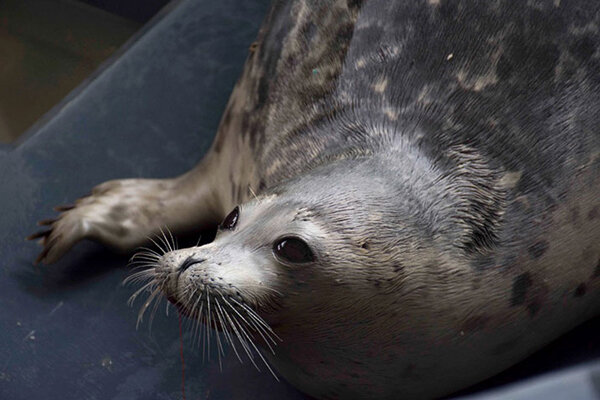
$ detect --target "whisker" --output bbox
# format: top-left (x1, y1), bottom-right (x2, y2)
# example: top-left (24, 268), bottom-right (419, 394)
top-left (136, 287), bottom-right (162, 329)
top-left (128, 280), bottom-right (158, 306)
top-left (166, 226), bottom-right (177, 251)
top-left (214, 297), bottom-right (243, 363)
top-left (248, 185), bottom-right (259, 201)
top-left (148, 236), bottom-right (168, 256)
top-left (226, 309), bottom-right (260, 370)
top-left (221, 295), bottom-right (277, 352)
top-left (230, 297), bottom-right (281, 340)
top-left (136, 246), bottom-right (162, 258)
top-left (158, 228), bottom-right (172, 253)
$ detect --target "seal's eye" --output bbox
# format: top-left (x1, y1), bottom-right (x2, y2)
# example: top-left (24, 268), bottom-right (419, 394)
top-left (220, 206), bottom-right (239, 230)
top-left (273, 237), bottom-right (315, 264)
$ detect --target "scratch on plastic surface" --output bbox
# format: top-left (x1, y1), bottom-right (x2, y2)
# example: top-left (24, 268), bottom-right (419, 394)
top-left (49, 301), bottom-right (64, 316)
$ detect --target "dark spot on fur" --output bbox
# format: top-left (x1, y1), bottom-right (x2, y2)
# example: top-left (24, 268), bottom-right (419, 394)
top-left (240, 114), bottom-right (250, 135)
top-left (213, 134), bottom-right (224, 153)
top-left (588, 206), bottom-right (599, 220)
top-left (346, 0), bottom-right (363, 8)
top-left (570, 36), bottom-right (596, 62)
top-left (497, 55), bottom-right (513, 80)
top-left (392, 264), bottom-right (404, 273)
top-left (526, 300), bottom-right (542, 317)
top-left (491, 337), bottom-right (521, 356)
top-left (361, 241), bottom-right (370, 250)
top-left (301, 21), bottom-right (317, 43)
top-left (571, 206), bottom-right (580, 225)
top-left (402, 363), bottom-right (418, 378)
top-left (574, 283), bottom-right (587, 298)
top-left (511, 273), bottom-right (532, 306)
top-left (528, 241), bottom-right (548, 259)
top-left (472, 255), bottom-right (494, 270)
top-left (108, 205), bottom-right (127, 221)
top-left (462, 315), bottom-right (490, 332)
top-left (594, 261), bottom-right (600, 278)
top-left (249, 41), bottom-right (258, 54)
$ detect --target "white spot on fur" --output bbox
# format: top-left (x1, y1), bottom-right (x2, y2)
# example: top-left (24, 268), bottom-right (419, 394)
top-left (428, 0), bottom-right (440, 5)
top-left (499, 171), bottom-right (522, 189)
top-left (456, 70), bottom-right (498, 92)
top-left (417, 85), bottom-right (434, 105)
top-left (384, 107), bottom-right (399, 121)
top-left (373, 78), bottom-right (388, 93)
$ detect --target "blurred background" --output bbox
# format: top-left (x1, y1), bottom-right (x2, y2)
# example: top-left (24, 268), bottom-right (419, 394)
top-left (0, 0), bottom-right (170, 143)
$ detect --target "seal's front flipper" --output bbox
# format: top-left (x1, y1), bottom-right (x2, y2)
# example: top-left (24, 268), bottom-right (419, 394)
top-left (27, 174), bottom-right (223, 265)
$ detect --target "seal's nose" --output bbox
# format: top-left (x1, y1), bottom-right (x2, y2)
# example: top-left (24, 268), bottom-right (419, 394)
top-left (179, 256), bottom-right (205, 273)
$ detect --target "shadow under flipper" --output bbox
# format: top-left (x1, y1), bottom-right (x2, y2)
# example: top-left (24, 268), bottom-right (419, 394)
top-left (13, 240), bottom-right (130, 297)
top-left (14, 226), bottom-right (219, 298)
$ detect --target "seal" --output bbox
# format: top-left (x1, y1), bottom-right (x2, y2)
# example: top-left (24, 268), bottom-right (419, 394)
top-left (29, 0), bottom-right (600, 398)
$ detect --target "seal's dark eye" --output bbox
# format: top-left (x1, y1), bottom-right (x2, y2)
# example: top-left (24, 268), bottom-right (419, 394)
top-left (220, 206), bottom-right (239, 230)
top-left (273, 237), bottom-right (315, 264)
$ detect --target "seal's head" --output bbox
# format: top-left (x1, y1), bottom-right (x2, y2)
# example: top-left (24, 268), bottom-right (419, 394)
top-left (138, 154), bottom-right (487, 398)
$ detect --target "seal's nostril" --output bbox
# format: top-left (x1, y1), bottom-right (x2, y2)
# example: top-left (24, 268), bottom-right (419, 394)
top-left (179, 256), bottom-right (205, 272)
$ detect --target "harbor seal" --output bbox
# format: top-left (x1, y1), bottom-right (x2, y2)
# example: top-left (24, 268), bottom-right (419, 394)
top-left (29, 0), bottom-right (600, 398)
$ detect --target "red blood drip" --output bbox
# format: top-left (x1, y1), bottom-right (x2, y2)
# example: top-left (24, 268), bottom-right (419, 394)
top-left (178, 311), bottom-right (186, 400)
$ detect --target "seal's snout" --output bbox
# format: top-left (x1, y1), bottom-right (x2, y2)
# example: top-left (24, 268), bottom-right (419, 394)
top-left (157, 248), bottom-right (203, 272)
top-left (179, 256), bottom-right (205, 273)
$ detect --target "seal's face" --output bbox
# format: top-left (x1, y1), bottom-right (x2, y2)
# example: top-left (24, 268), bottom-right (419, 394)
top-left (146, 159), bottom-right (448, 397)
top-left (157, 182), bottom-right (366, 335)
top-left (156, 193), bottom-right (329, 328)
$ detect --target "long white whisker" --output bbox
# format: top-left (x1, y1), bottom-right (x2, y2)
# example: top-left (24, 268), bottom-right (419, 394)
top-left (136, 287), bottom-right (162, 329)
top-left (166, 226), bottom-right (177, 251)
top-left (226, 309), bottom-right (260, 370)
top-left (158, 228), bottom-right (172, 253)
top-left (220, 295), bottom-right (277, 352)
top-left (214, 296), bottom-right (243, 363)
top-left (230, 297), bottom-right (281, 340)
top-left (148, 236), bottom-right (168, 256)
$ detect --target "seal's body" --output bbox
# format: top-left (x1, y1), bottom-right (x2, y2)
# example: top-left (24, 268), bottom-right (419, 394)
top-left (31, 1), bottom-right (600, 398)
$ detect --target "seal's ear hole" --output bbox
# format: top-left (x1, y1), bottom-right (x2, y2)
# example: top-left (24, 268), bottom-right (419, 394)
top-left (219, 206), bottom-right (240, 230)
top-left (273, 236), bottom-right (315, 264)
